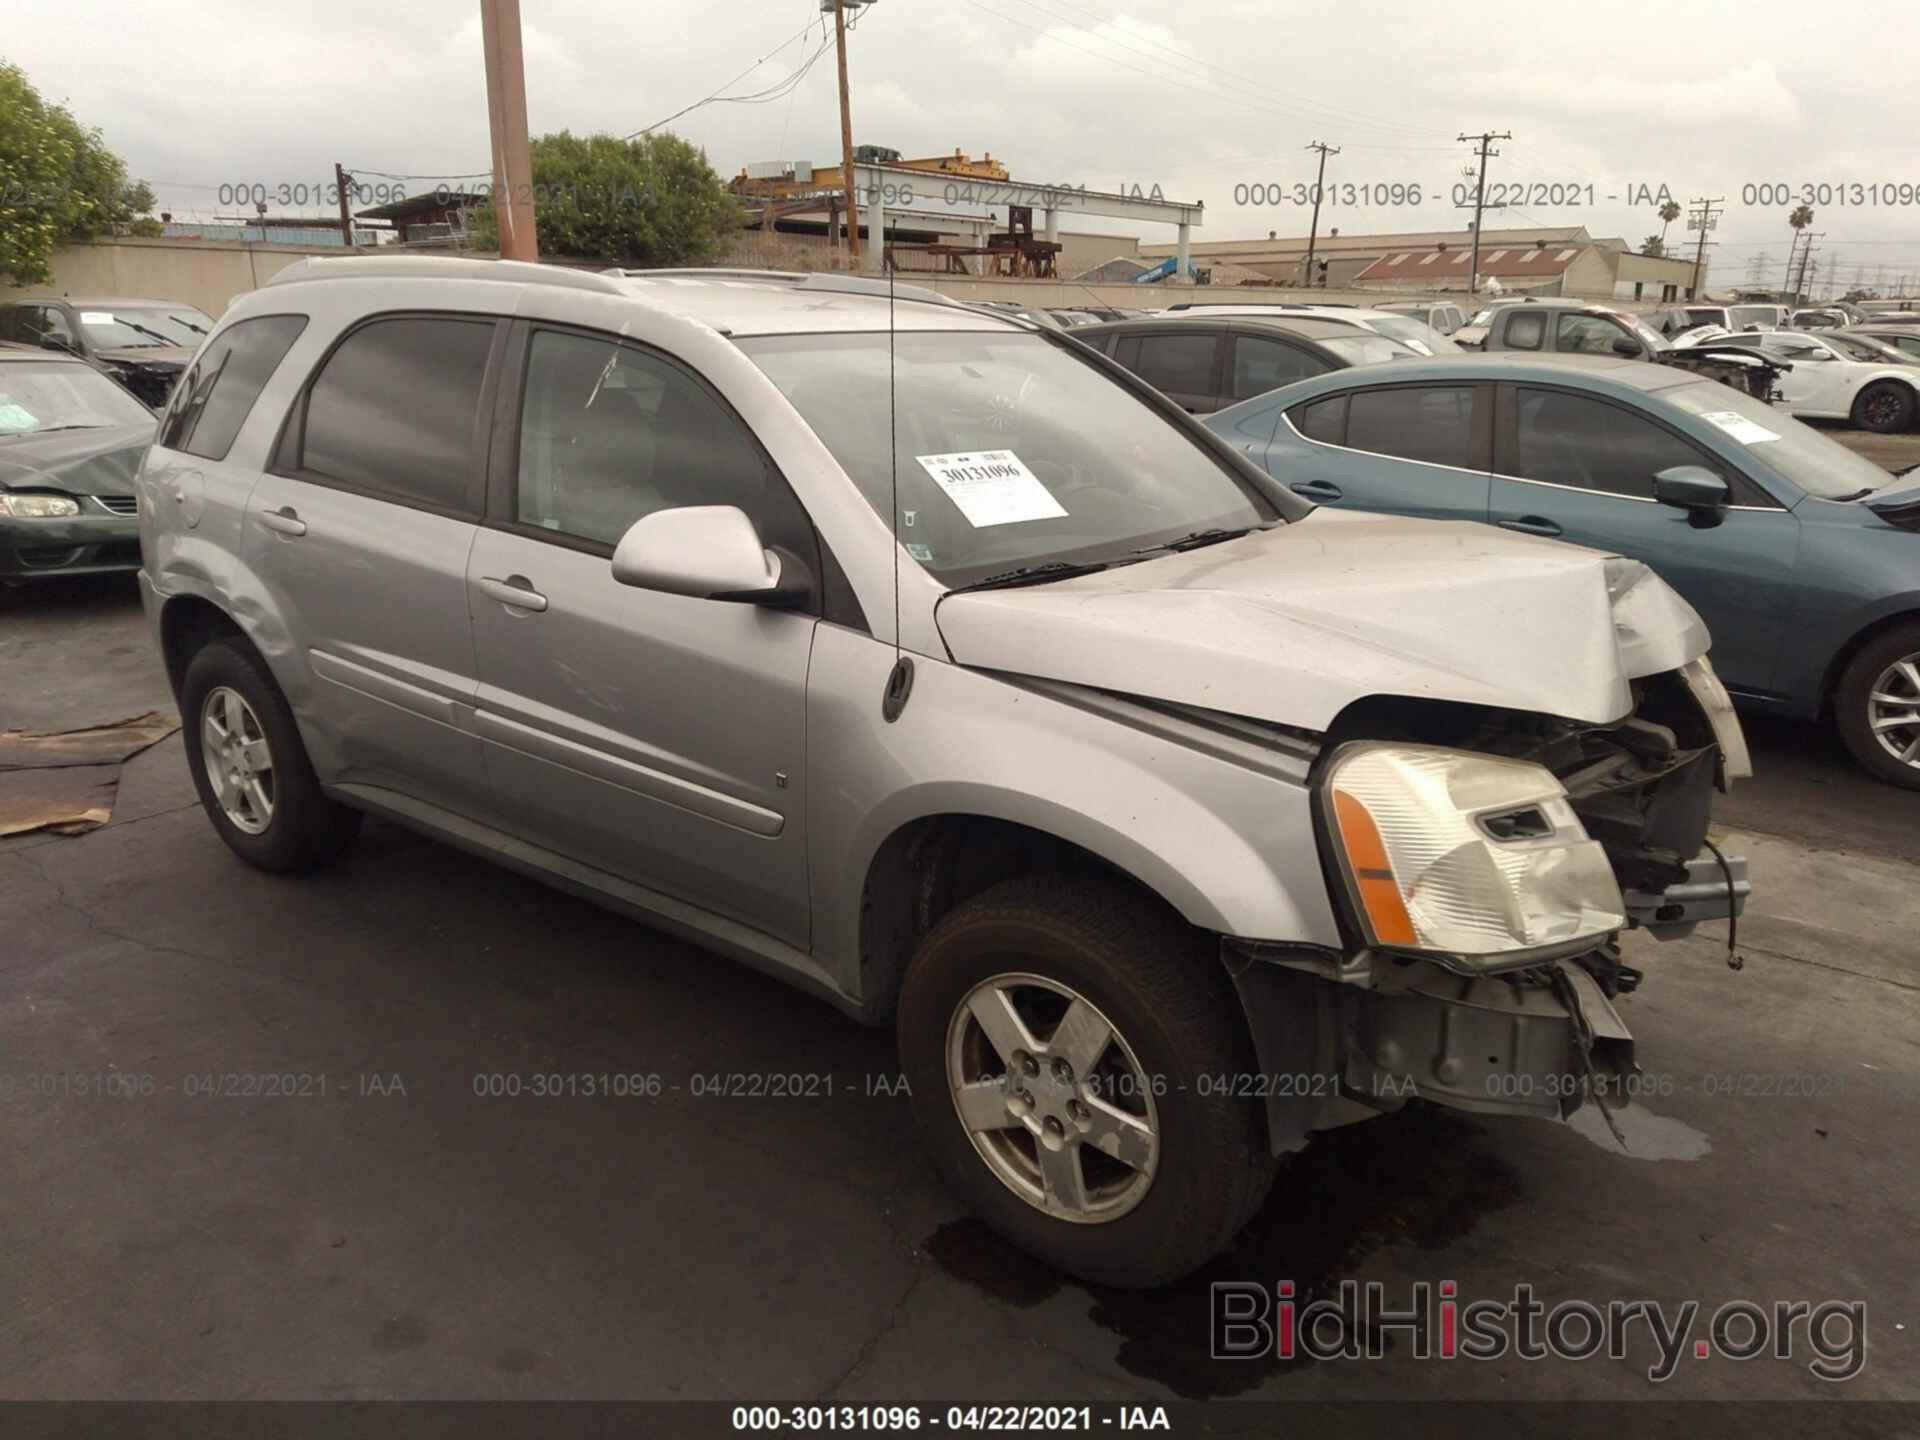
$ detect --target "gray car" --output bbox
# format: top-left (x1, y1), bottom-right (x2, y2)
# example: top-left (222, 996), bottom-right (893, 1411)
top-left (0, 296), bottom-right (217, 408)
top-left (138, 257), bottom-right (1751, 1287)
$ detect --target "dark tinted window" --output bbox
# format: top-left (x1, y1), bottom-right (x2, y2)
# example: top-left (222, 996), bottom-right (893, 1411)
top-left (1345, 386), bottom-right (1477, 468)
top-left (1231, 335), bottom-right (1329, 399)
top-left (1514, 389), bottom-right (1714, 500)
top-left (515, 328), bottom-right (811, 558)
top-left (1133, 332), bottom-right (1218, 394)
top-left (299, 317), bottom-right (493, 511)
top-left (160, 315), bottom-right (308, 460)
top-left (1505, 311), bottom-right (1546, 351)
top-left (1291, 393), bottom-right (1347, 444)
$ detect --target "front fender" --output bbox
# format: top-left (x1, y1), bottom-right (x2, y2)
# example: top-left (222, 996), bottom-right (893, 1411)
top-left (805, 625), bottom-right (1345, 1005)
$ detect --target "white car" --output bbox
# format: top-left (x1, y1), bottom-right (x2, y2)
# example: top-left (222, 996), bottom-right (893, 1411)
top-left (1158, 302), bottom-right (1463, 356)
top-left (1701, 330), bottom-right (1920, 431)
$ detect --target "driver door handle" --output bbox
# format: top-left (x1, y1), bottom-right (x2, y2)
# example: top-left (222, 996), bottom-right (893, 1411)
top-left (1290, 480), bottom-right (1344, 502)
top-left (257, 505), bottom-right (307, 537)
top-left (1498, 515), bottom-right (1564, 538)
top-left (477, 574), bottom-right (548, 613)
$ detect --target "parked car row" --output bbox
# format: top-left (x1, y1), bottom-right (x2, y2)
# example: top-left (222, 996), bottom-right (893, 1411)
top-left (134, 255), bottom-right (1761, 1288)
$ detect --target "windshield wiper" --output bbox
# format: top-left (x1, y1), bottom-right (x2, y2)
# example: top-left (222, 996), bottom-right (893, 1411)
top-left (1132, 525), bottom-right (1258, 556)
top-left (945, 558), bottom-right (1120, 594)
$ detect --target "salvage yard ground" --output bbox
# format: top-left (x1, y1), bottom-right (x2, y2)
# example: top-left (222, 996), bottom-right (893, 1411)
top-left (1, 429), bottom-right (1916, 1405)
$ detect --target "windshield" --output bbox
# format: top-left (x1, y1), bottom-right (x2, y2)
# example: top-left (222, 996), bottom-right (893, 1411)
top-left (739, 330), bottom-right (1276, 585)
top-left (74, 306), bottom-right (215, 349)
top-left (1728, 306), bottom-right (1777, 329)
top-left (1320, 334), bottom-right (1422, 366)
top-left (0, 362), bottom-right (157, 435)
top-left (1360, 314), bottom-right (1464, 354)
top-left (1664, 380), bottom-right (1896, 500)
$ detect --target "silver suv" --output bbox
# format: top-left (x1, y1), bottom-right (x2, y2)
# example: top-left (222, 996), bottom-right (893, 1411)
top-left (139, 257), bottom-right (1752, 1287)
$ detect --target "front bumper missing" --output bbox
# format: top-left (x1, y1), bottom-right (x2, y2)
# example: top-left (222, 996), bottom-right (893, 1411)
top-left (1623, 849), bottom-right (1749, 939)
top-left (1226, 951), bottom-right (1638, 1155)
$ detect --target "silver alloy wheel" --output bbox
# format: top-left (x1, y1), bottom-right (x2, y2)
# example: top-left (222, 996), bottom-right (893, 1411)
top-left (201, 686), bottom-right (275, 834)
top-left (1868, 653), bottom-right (1920, 770)
top-left (945, 972), bottom-right (1159, 1224)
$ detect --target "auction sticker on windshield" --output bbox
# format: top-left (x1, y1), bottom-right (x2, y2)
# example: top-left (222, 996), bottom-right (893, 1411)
top-left (916, 450), bottom-right (1068, 527)
top-left (1700, 411), bottom-right (1780, 445)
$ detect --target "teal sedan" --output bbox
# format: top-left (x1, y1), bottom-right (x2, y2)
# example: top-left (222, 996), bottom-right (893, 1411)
top-left (1206, 355), bottom-right (1920, 788)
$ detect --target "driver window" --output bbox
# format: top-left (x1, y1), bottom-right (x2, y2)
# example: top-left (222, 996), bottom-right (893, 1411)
top-left (515, 328), bottom-right (811, 557)
top-left (1556, 313), bottom-right (1623, 354)
top-left (1515, 389), bottom-right (1714, 500)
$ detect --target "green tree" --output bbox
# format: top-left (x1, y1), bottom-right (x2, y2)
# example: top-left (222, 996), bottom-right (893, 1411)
top-left (1642, 234), bottom-right (1666, 257)
top-left (0, 61), bottom-right (156, 287)
top-left (1657, 199), bottom-right (1681, 247)
top-left (467, 130), bottom-right (736, 265)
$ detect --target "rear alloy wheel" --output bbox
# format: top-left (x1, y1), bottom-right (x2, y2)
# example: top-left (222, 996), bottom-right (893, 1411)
top-left (899, 875), bottom-right (1272, 1288)
top-left (1836, 623), bottom-right (1920, 789)
top-left (1851, 380), bottom-right (1916, 434)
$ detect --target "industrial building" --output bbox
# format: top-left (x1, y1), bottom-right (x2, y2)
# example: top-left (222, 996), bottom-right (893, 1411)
top-left (1137, 224), bottom-right (1705, 300)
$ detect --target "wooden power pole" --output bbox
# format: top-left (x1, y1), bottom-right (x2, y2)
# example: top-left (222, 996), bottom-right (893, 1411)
top-left (1301, 141), bottom-right (1340, 289)
top-left (1688, 196), bottom-right (1723, 298)
top-left (480, 0), bottom-right (539, 261)
top-left (834, 0), bottom-right (860, 263)
top-left (334, 163), bottom-right (355, 249)
top-left (1457, 130), bottom-right (1511, 296)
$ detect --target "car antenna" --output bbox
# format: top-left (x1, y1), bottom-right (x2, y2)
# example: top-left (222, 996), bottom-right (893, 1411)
top-left (881, 223), bottom-right (915, 722)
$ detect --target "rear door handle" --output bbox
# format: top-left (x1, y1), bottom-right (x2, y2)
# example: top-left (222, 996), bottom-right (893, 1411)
top-left (1290, 480), bottom-right (1344, 502)
top-left (1498, 515), bottom-right (1564, 538)
top-left (477, 574), bottom-right (548, 613)
top-left (257, 505), bottom-right (307, 537)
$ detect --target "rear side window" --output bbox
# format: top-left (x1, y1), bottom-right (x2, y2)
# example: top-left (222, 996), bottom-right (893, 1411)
top-left (1346, 386), bottom-right (1478, 469)
top-left (1504, 311), bottom-right (1546, 351)
top-left (1290, 393), bottom-right (1347, 444)
top-left (1133, 332), bottom-right (1218, 395)
top-left (161, 314), bottom-right (308, 460)
top-left (296, 316), bottom-right (494, 512)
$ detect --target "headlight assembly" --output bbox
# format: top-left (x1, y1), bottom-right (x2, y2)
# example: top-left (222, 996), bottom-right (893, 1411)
top-left (1323, 743), bottom-right (1625, 971)
top-left (0, 492), bottom-right (81, 518)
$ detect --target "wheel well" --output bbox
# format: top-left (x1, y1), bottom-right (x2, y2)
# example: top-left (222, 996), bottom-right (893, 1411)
top-left (856, 815), bottom-right (1180, 1023)
top-left (158, 595), bottom-right (246, 698)
top-left (1821, 609), bottom-right (1920, 714)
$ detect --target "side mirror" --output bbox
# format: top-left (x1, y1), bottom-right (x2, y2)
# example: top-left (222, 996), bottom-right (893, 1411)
top-left (610, 505), bottom-right (811, 606)
top-left (1611, 336), bottom-right (1643, 358)
top-left (1653, 465), bottom-right (1730, 529)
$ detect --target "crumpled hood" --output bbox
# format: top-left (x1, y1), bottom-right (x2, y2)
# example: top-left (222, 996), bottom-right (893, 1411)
top-left (0, 423), bottom-right (154, 498)
top-left (935, 508), bottom-right (1711, 731)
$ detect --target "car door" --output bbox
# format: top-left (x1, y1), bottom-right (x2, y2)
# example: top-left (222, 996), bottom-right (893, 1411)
top-left (1272, 381), bottom-right (1492, 521)
top-left (245, 311), bottom-right (501, 814)
top-left (466, 322), bottom-right (817, 949)
top-left (1486, 382), bottom-right (1800, 696)
top-left (1127, 328), bottom-right (1227, 412)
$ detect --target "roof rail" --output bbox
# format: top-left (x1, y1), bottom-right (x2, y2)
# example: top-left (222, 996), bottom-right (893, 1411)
top-left (264, 255), bottom-right (625, 294)
top-left (605, 267), bottom-right (963, 309)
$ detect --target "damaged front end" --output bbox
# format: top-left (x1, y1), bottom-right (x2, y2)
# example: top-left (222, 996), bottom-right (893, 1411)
top-left (1227, 657), bottom-right (1750, 1153)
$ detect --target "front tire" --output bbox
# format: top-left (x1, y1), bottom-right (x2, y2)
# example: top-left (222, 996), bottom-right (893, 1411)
top-left (181, 638), bottom-right (362, 871)
top-left (898, 876), bottom-right (1271, 1288)
top-left (1835, 622), bottom-right (1920, 790)
top-left (1851, 380), bottom-right (1916, 434)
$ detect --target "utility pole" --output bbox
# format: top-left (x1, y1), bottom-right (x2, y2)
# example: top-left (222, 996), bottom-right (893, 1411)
top-left (1687, 196), bottom-right (1722, 297)
top-left (334, 163), bottom-right (355, 249)
top-left (833, 0), bottom-right (860, 264)
top-left (1794, 231), bottom-right (1824, 301)
top-left (1456, 131), bottom-right (1511, 296)
top-left (479, 0), bottom-right (538, 261)
top-left (1301, 141), bottom-right (1339, 289)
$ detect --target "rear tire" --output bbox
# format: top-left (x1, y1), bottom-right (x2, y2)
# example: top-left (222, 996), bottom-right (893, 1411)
top-left (1835, 621), bottom-right (1920, 790)
top-left (180, 638), bottom-right (362, 871)
top-left (898, 875), bottom-right (1271, 1288)
top-left (1851, 380), bottom-right (1916, 434)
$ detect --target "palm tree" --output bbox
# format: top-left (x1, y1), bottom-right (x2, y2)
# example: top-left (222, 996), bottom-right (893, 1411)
top-left (1788, 204), bottom-right (1815, 297)
top-left (1658, 199), bottom-right (1681, 248)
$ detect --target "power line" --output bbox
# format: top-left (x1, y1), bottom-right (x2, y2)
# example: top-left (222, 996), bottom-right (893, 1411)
top-left (625, 18), bottom-right (824, 138)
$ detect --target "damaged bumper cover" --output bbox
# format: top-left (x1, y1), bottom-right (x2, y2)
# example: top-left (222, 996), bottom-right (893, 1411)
top-left (1224, 947), bottom-right (1641, 1154)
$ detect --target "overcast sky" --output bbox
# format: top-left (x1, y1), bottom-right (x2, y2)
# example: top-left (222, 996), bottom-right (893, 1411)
top-left (11, 0), bottom-right (1920, 293)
